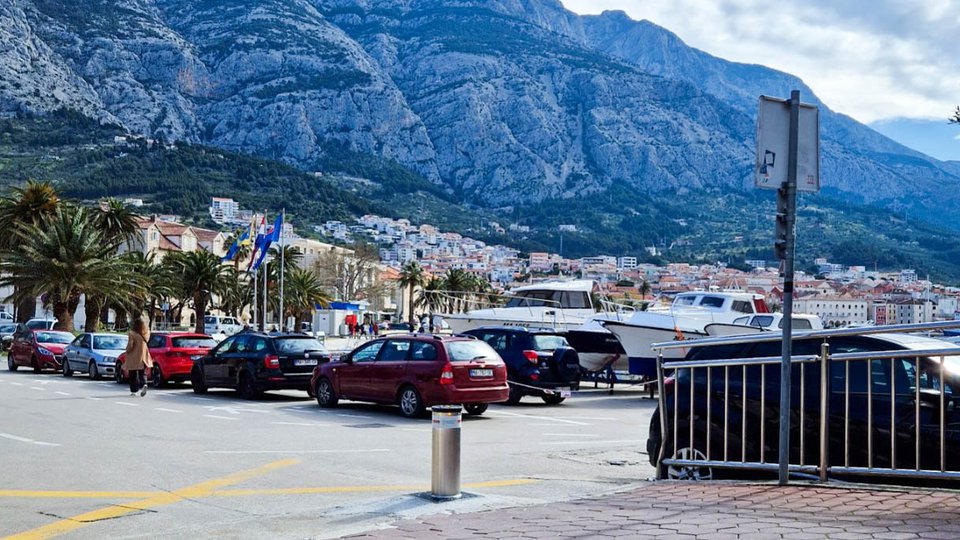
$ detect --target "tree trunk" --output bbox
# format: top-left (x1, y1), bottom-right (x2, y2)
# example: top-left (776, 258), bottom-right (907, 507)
top-left (84, 294), bottom-right (102, 332)
top-left (52, 302), bottom-right (73, 332)
top-left (293, 312), bottom-right (305, 334)
top-left (194, 294), bottom-right (208, 334)
top-left (16, 292), bottom-right (35, 324)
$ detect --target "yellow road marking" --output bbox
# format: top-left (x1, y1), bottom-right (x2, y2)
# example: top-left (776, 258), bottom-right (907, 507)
top-left (3, 459), bottom-right (299, 540)
top-left (0, 478), bottom-right (536, 500)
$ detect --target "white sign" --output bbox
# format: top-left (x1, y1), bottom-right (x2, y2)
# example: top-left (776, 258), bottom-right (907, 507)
top-left (755, 95), bottom-right (820, 192)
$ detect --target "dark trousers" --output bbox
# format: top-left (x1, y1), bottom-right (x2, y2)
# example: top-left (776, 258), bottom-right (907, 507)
top-left (129, 369), bottom-right (145, 393)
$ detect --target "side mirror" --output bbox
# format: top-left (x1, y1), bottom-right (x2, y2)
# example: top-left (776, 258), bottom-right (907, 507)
top-left (342, 354), bottom-right (353, 364)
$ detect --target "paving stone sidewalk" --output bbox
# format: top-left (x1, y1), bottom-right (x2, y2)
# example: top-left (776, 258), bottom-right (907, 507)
top-left (346, 481), bottom-right (960, 539)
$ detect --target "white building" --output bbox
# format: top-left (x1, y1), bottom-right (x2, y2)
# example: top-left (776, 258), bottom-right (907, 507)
top-left (209, 197), bottom-right (240, 225)
top-left (793, 296), bottom-right (869, 327)
top-left (617, 257), bottom-right (638, 270)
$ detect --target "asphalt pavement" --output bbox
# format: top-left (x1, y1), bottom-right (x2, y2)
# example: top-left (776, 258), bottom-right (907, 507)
top-left (0, 360), bottom-right (657, 539)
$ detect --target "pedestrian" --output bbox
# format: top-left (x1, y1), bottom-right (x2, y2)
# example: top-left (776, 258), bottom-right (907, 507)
top-left (124, 318), bottom-right (153, 397)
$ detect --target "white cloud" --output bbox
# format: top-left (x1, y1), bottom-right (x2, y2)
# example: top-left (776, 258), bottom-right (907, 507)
top-left (560, 0), bottom-right (960, 124)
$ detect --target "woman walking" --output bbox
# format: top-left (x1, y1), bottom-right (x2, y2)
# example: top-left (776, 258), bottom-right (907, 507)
top-left (125, 318), bottom-right (153, 397)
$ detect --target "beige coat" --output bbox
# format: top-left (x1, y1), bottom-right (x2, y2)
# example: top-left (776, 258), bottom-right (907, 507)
top-left (124, 330), bottom-right (153, 370)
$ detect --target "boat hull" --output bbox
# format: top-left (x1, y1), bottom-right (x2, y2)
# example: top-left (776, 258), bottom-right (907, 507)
top-left (565, 327), bottom-right (627, 372)
top-left (444, 314), bottom-right (586, 334)
top-left (601, 320), bottom-right (707, 378)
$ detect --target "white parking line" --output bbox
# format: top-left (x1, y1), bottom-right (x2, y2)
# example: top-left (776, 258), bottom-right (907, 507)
top-left (539, 439), bottom-right (644, 446)
top-left (30, 387), bottom-right (44, 391)
top-left (0, 432), bottom-right (61, 447)
top-left (541, 433), bottom-right (599, 438)
top-left (115, 402), bottom-right (138, 407)
top-left (204, 449), bottom-right (390, 455)
top-left (486, 410), bottom-right (591, 426)
top-left (270, 422), bottom-right (330, 427)
top-left (154, 408), bottom-right (182, 413)
top-left (193, 397), bottom-right (215, 401)
top-left (398, 428), bottom-right (431, 433)
top-left (55, 391), bottom-right (71, 396)
top-left (203, 415), bottom-right (238, 421)
top-left (85, 396), bottom-right (102, 401)
top-left (10, 382), bottom-right (23, 386)
top-left (336, 413), bottom-right (372, 419)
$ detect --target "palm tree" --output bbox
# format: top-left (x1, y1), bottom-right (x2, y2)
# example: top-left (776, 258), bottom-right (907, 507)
top-left (443, 268), bottom-right (472, 313)
top-left (0, 207), bottom-right (138, 332)
top-left (166, 250), bottom-right (227, 334)
top-left (85, 198), bottom-right (142, 331)
top-left (639, 280), bottom-right (652, 300)
top-left (284, 268), bottom-right (332, 331)
top-left (398, 261), bottom-right (425, 326)
top-left (218, 266), bottom-right (252, 320)
top-left (416, 277), bottom-right (445, 314)
top-left (126, 251), bottom-right (176, 329)
top-left (0, 180), bottom-right (63, 322)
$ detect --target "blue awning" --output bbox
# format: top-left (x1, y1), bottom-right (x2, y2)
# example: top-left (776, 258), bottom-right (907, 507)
top-left (326, 302), bottom-right (361, 311)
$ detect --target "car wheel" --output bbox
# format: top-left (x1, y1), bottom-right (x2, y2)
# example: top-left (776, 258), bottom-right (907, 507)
top-left (63, 359), bottom-right (73, 377)
top-left (666, 447), bottom-right (713, 481)
top-left (32, 356), bottom-right (41, 374)
top-left (8, 354), bottom-right (17, 371)
top-left (151, 365), bottom-right (165, 388)
top-left (115, 362), bottom-right (125, 384)
top-left (505, 383), bottom-right (523, 405)
top-left (238, 372), bottom-right (260, 400)
top-left (541, 393), bottom-right (566, 405)
top-left (190, 366), bottom-right (208, 394)
top-left (88, 362), bottom-right (100, 380)
top-left (315, 378), bottom-right (338, 408)
top-left (463, 403), bottom-right (488, 416)
top-left (397, 385), bottom-right (425, 418)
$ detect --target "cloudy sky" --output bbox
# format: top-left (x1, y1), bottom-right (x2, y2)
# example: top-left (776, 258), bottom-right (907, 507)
top-left (561, 0), bottom-right (960, 160)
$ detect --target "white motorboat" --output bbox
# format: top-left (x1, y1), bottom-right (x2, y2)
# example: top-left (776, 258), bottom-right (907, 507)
top-left (600, 291), bottom-right (823, 377)
top-left (443, 280), bottom-right (599, 334)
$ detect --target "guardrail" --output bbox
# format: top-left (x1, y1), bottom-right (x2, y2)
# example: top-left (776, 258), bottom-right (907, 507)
top-left (653, 321), bottom-right (960, 484)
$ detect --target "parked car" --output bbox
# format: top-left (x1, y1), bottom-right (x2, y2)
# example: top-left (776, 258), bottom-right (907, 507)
top-left (203, 315), bottom-right (243, 337)
top-left (190, 333), bottom-right (330, 399)
top-left (7, 329), bottom-right (74, 373)
top-left (117, 332), bottom-right (218, 387)
top-left (309, 334), bottom-right (510, 418)
top-left (63, 333), bottom-right (128, 380)
top-left (0, 323), bottom-right (18, 351)
top-left (0, 311), bottom-right (13, 323)
top-left (648, 333), bottom-right (960, 479)
top-left (463, 327), bottom-right (581, 405)
top-left (25, 318), bottom-right (58, 331)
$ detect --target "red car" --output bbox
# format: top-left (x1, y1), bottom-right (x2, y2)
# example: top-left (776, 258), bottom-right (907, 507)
top-left (7, 329), bottom-right (74, 373)
top-left (117, 332), bottom-right (217, 387)
top-left (309, 334), bottom-right (509, 418)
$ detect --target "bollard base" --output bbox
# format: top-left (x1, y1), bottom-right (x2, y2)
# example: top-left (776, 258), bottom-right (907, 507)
top-left (414, 491), bottom-right (479, 503)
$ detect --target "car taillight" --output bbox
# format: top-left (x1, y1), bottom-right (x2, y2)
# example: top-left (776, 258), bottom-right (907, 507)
top-left (440, 363), bottom-right (454, 384)
top-left (530, 372), bottom-right (539, 381)
top-left (264, 355), bottom-right (280, 369)
top-left (522, 350), bottom-right (539, 363)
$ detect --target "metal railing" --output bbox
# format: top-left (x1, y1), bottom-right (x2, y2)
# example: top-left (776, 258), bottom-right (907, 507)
top-left (653, 321), bottom-right (960, 484)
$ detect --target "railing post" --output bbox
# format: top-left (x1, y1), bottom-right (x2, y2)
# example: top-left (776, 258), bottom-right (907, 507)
top-left (819, 342), bottom-right (830, 483)
top-left (656, 351), bottom-right (667, 480)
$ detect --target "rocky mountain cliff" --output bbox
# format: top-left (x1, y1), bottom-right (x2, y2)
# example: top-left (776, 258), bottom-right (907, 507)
top-left (2, 0), bottom-right (958, 225)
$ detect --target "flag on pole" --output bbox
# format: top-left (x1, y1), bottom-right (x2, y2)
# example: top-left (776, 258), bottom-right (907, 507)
top-left (246, 215), bottom-right (267, 272)
top-left (221, 224), bottom-right (250, 262)
top-left (249, 214), bottom-right (283, 272)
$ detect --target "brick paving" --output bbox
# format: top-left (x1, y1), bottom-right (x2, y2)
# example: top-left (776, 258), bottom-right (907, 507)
top-left (346, 481), bottom-right (960, 539)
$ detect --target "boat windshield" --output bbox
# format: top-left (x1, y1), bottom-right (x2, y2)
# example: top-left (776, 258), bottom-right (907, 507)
top-left (673, 295), bottom-right (698, 307)
top-left (505, 290), bottom-right (591, 309)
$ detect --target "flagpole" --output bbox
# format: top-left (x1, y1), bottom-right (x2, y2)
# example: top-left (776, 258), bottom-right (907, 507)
top-left (279, 208), bottom-right (285, 332)
top-left (263, 209), bottom-right (269, 330)
top-left (252, 266), bottom-right (258, 330)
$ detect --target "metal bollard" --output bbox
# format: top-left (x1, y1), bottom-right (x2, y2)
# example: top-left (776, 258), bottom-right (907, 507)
top-left (431, 404), bottom-right (462, 499)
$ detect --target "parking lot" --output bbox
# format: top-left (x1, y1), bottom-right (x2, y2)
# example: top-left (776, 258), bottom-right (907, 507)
top-left (0, 363), bottom-right (656, 539)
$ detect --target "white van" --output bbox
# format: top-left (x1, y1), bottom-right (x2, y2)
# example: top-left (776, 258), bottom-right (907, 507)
top-left (203, 315), bottom-right (243, 337)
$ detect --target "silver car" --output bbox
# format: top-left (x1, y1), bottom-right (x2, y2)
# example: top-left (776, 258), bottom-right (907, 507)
top-left (63, 333), bottom-right (129, 380)
top-left (0, 323), bottom-right (17, 351)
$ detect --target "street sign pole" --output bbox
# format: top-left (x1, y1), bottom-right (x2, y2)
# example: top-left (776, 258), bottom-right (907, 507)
top-left (778, 90), bottom-right (801, 486)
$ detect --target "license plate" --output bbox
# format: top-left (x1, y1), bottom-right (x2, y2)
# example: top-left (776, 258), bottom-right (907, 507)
top-left (559, 389), bottom-right (572, 398)
top-left (294, 359), bottom-right (318, 366)
top-left (470, 368), bottom-right (493, 378)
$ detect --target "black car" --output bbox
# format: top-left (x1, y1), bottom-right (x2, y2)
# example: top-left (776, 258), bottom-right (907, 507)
top-left (648, 332), bottom-right (960, 479)
top-left (191, 333), bottom-right (330, 399)
top-left (463, 327), bottom-right (581, 404)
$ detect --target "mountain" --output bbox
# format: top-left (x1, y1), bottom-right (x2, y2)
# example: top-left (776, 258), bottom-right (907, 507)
top-left (2, 0), bottom-right (960, 275)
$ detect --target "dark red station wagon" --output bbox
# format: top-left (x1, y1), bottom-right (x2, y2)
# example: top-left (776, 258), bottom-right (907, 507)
top-left (309, 335), bottom-right (509, 418)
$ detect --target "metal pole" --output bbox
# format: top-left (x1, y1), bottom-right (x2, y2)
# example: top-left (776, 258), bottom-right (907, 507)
top-left (252, 266), bottom-right (258, 330)
top-left (279, 209), bottom-right (285, 332)
top-left (431, 404), bottom-right (462, 499)
top-left (778, 89), bottom-right (801, 485)
top-left (263, 254), bottom-right (268, 330)
top-left (819, 342), bottom-right (830, 482)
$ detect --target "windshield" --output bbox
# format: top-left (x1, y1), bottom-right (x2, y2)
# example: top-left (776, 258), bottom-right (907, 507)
top-left (532, 334), bottom-right (569, 351)
top-left (35, 331), bottom-right (73, 344)
top-left (26, 320), bottom-right (55, 330)
top-left (0, 324), bottom-right (16, 333)
top-left (274, 337), bottom-right (327, 354)
top-left (93, 335), bottom-right (128, 350)
top-left (505, 290), bottom-right (558, 308)
top-left (446, 340), bottom-right (501, 362)
top-left (172, 337), bottom-right (218, 349)
top-left (204, 316), bottom-right (217, 324)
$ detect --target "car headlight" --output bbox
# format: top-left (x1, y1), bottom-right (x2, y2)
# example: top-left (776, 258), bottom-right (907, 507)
top-left (100, 357), bottom-right (116, 364)
top-left (37, 347), bottom-right (54, 356)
